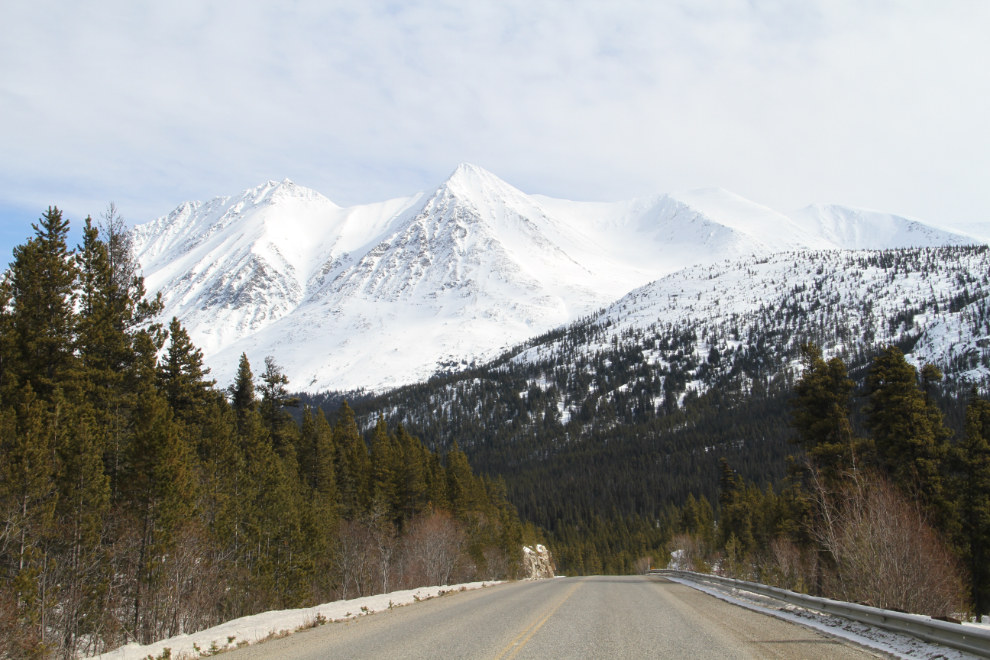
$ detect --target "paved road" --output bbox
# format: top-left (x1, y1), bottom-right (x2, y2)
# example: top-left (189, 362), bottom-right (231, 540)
top-left (226, 575), bottom-right (882, 659)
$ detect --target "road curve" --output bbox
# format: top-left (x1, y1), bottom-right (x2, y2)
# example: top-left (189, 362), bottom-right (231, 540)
top-left (225, 575), bottom-right (882, 659)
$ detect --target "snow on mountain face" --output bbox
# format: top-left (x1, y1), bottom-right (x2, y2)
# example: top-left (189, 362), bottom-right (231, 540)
top-left (786, 204), bottom-right (974, 250)
top-left (133, 165), bottom-right (982, 393)
top-left (132, 179), bottom-right (423, 356)
top-left (508, 247), bottom-right (990, 425)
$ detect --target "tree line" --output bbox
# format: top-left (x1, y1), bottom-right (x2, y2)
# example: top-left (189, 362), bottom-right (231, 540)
top-left (0, 208), bottom-right (524, 659)
top-left (668, 342), bottom-right (989, 618)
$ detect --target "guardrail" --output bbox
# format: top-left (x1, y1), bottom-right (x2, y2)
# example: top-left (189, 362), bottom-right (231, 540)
top-left (649, 569), bottom-right (990, 658)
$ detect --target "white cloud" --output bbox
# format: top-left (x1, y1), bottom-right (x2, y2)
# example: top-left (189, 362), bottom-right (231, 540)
top-left (0, 0), bottom-right (987, 251)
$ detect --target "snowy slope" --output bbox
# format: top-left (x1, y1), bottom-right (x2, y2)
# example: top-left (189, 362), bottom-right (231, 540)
top-left (133, 165), bottom-right (981, 392)
top-left (787, 204), bottom-right (976, 250)
top-left (508, 246), bottom-right (990, 426)
top-left (132, 179), bottom-right (424, 356)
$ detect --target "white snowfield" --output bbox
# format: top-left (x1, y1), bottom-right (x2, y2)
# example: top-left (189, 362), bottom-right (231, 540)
top-left (132, 164), bottom-right (987, 393)
top-left (96, 581), bottom-right (501, 660)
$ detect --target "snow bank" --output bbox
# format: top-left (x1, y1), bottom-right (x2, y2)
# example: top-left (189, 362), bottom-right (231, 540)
top-left (97, 581), bottom-right (501, 660)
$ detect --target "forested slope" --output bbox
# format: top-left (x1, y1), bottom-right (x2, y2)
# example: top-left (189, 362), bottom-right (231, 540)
top-left (0, 209), bottom-right (523, 659)
top-left (320, 246), bottom-right (990, 574)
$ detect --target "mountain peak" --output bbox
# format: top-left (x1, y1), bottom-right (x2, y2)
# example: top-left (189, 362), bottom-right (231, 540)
top-left (437, 163), bottom-right (521, 199)
top-left (242, 177), bottom-right (338, 209)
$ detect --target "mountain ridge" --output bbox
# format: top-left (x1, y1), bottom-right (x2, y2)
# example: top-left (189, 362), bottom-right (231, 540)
top-left (132, 164), bottom-right (985, 392)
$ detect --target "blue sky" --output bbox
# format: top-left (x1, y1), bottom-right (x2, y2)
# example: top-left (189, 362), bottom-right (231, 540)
top-left (1, 1), bottom-right (988, 263)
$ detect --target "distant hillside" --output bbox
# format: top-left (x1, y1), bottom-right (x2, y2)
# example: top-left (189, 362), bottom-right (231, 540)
top-left (311, 245), bottom-right (990, 571)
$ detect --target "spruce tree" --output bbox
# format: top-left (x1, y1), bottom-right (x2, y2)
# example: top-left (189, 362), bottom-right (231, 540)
top-left (230, 353), bottom-right (257, 429)
top-left (197, 397), bottom-right (243, 561)
top-left (0, 384), bottom-right (58, 653)
top-left (159, 317), bottom-right (213, 424)
top-left (259, 356), bottom-right (299, 455)
top-left (863, 347), bottom-right (951, 512)
top-left (76, 216), bottom-right (136, 502)
top-left (9, 207), bottom-right (78, 399)
top-left (122, 331), bottom-right (197, 642)
top-left (53, 398), bottom-right (110, 657)
top-left (951, 391), bottom-right (990, 614)
top-left (370, 417), bottom-right (400, 517)
top-left (791, 343), bottom-right (867, 483)
top-left (395, 424), bottom-right (427, 526)
top-left (313, 410), bottom-right (338, 499)
top-left (445, 442), bottom-right (479, 518)
top-left (332, 402), bottom-right (370, 519)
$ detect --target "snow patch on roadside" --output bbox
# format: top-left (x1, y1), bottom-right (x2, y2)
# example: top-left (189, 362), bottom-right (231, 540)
top-left (97, 581), bottom-right (502, 660)
top-left (665, 576), bottom-right (979, 659)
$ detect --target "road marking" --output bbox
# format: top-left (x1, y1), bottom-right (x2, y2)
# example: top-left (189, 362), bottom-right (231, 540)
top-left (494, 580), bottom-right (583, 660)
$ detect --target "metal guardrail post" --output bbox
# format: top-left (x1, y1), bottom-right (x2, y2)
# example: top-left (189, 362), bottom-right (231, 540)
top-left (648, 569), bottom-right (990, 658)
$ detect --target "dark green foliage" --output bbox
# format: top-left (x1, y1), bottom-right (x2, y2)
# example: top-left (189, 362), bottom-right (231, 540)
top-left (951, 392), bottom-right (990, 614)
top-left (791, 342), bottom-right (870, 483)
top-left (231, 353), bottom-right (258, 422)
top-left (333, 401), bottom-right (371, 519)
top-left (9, 207), bottom-right (78, 399)
top-left (0, 209), bottom-right (524, 657)
top-left (159, 317), bottom-right (213, 424)
top-left (863, 346), bottom-right (952, 521)
top-left (259, 356), bottom-right (300, 454)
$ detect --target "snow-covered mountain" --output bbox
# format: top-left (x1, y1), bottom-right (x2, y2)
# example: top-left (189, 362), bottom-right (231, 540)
top-left (513, 246), bottom-right (990, 377)
top-left (786, 204), bottom-right (975, 250)
top-left (132, 164), bottom-right (982, 392)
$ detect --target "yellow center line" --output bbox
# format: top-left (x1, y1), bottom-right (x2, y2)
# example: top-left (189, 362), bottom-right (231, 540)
top-left (493, 580), bottom-right (584, 660)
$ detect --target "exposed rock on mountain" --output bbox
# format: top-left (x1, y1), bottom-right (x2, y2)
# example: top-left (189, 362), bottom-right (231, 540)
top-left (133, 165), bottom-right (982, 392)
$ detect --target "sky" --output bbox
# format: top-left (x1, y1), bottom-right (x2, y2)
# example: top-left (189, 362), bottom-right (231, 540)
top-left (1, 1), bottom-right (988, 262)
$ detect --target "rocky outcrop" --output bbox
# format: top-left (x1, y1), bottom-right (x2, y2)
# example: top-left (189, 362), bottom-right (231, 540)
top-left (522, 545), bottom-right (555, 579)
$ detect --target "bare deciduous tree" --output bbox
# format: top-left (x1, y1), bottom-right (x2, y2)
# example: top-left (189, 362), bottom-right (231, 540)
top-left (812, 470), bottom-right (966, 616)
top-left (401, 511), bottom-right (465, 588)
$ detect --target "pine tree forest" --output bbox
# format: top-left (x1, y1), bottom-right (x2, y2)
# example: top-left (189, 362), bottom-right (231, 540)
top-left (0, 209), bottom-right (525, 658)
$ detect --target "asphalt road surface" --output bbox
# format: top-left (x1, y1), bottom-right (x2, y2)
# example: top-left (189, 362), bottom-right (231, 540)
top-left (226, 575), bottom-right (883, 659)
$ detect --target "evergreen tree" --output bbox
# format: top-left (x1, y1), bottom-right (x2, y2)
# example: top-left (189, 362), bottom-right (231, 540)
top-left (863, 347), bottom-right (951, 513)
top-left (425, 450), bottom-right (449, 510)
top-left (259, 356), bottom-right (299, 455)
top-left (159, 317), bottom-right (213, 425)
top-left (445, 442), bottom-right (480, 518)
top-left (298, 406), bottom-right (337, 499)
top-left (53, 398), bottom-right (110, 657)
top-left (951, 391), bottom-right (990, 614)
top-left (715, 459), bottom-right (754, 554)
top-left (9, 207), bottom-right (78, 399)
top-left (0, 384), bottom-right (58, 653)
top-left (75, 214), bottom-right (160, 505)
top-left (370, 417), bottom-right (400, 517)
top-left (791, 343), bottom-right (868, 483)
top-left (717, 458), bottom-right (737, 508)
top-left (230, 353), bottom-right (257, 430)
top-left (236, 407), bottom-right (303, 608)
top-left (332, 402), bottom-right (370, 519)
top-left (122, 332), bottom-right (197, 642)
top-left (197, 397), bottom-right (243, 561)
top-left (395, 424), bottom-right (427, 526)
